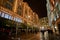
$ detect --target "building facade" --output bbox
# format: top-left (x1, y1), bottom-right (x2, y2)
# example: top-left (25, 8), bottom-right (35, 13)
top-left (46, 0), bottom-right (60, 34)
top-left (22, 2), bottom-right (40, 27)
top-left (0, 0), bottom-right (40, 28)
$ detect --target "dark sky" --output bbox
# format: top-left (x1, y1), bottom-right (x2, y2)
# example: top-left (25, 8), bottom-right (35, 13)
top-left (23, 0), bottom-right (47, 18)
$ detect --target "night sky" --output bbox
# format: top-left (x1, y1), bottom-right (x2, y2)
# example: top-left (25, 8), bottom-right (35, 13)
top-left (23, 0), bottom-right (47, 18)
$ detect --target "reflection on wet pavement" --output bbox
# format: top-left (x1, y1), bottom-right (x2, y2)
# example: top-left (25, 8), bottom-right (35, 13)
top-left (0, 31), bottom-right (60, 40)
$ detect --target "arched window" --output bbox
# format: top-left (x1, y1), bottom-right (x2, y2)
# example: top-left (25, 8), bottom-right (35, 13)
top-left (17, 5), bottom-right (22, 15)
top-left (14, 17), bottom-right (16, 21)
top-left (19, 18), bottom-right (22, 22)
top-left (4, 2), bottom-right (12, 10)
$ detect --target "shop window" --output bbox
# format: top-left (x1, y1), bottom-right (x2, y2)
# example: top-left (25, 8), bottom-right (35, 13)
top-left (15, 18), bottom-right (18, 22)
top-left (4, 14), bottom-right (9, 19)
top-left (54, 17), bottom-right (56, 21)
top-left (19, 18), bottom-right (22, 22)
top-left (11, 16), bottom-right (13, 20)
top-left (17, 18), bottom-right (20, 22)
top-left (9, 15), bottom-right (12, 20)
top-left (25, 10), bottom-right (27, 14)
top-left (18, 6), bottom-right (22, 10)
top-left (18, 19), bottom-right (20, 22)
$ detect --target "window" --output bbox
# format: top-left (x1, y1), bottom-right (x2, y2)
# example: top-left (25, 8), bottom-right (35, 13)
top-left (4, 14), bottom-right (9, 19)
top-left (19, 18), bottom-right (22, 22)
top-left (17, 5), bottom-right (22, 15)
top-left (15, 18), bottom-right (17, 22)
top-left (57, 13), bottom-right (59, 18)
top-left (4, 2), bottom-right (12, 10)
top-left (9, 15), bottom-right (12, 20)
top-left (0, 0), bottom-right (3, 6)
top-left (17, 18), bottom-right (19, 22)
top-left (16, 18), bottom-right (18, 21)
top-left (18, 19), bottom-right (20, 22)
top-left (0, 12), bottom-right (2, 16)
top-left (1, 12), bottom-right (5, 17)
top-left (59, 4), bottom-right (60, 10)
top-left (25, 10), bottom-right (27, 14)
top-left (15, 18), bottom-right (22, 22)
top-left (17, 18), bottom-right (20, 22)
top-left (17, 10), bottom-right (21, 15)
top-left (8, 0), bottom-right (14, 3)
top-left (14, 17), bottom-right (16, 21)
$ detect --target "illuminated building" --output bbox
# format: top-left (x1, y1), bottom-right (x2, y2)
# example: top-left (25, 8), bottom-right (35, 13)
top-left (39, 17), bottom-right (48, 28)
top-left (22, 2), bottom-right (40, 27)
top-left (0, 0), bottom-right (40, 28)
top-left (0, 0), bottom-right (23, 23)
top-left (46, 0), bottom-right (60, 34)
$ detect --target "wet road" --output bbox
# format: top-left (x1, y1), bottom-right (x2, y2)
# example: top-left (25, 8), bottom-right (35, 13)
top-left (0, 32), bottom-right (60, 40)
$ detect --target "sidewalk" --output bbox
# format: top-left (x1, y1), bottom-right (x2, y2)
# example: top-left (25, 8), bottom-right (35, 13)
top-left (11, 32), bottom-right (37, 40)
